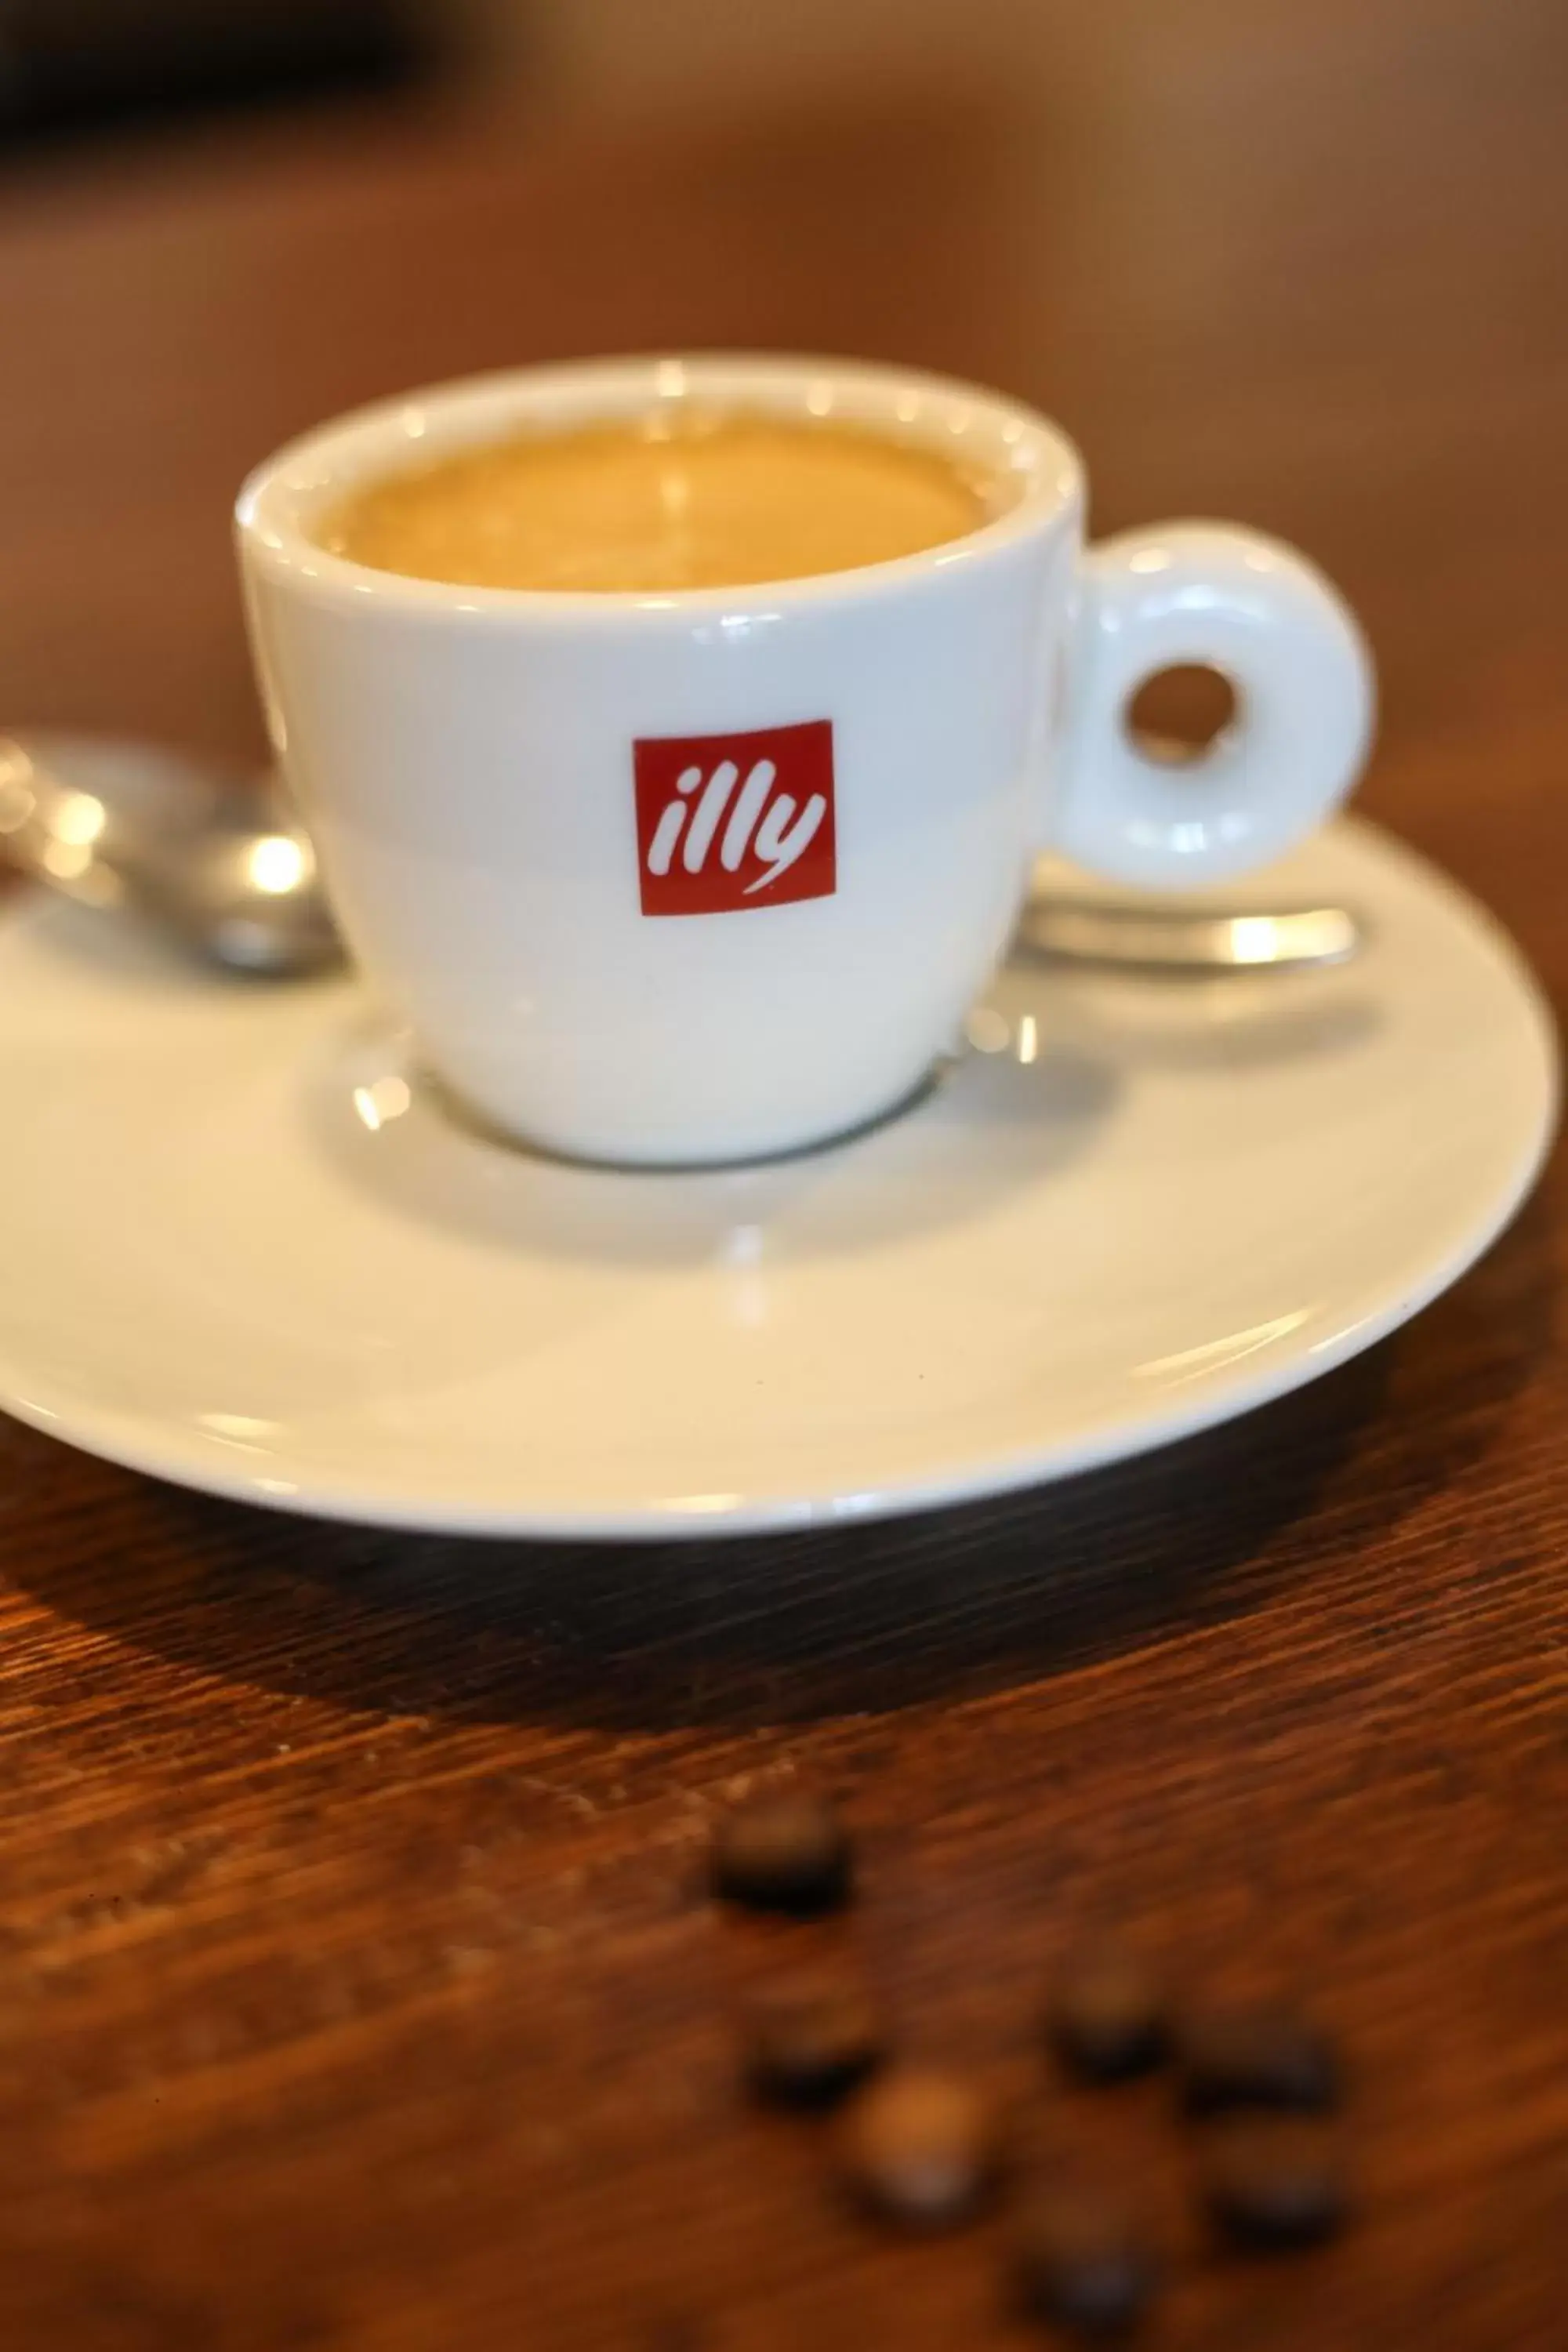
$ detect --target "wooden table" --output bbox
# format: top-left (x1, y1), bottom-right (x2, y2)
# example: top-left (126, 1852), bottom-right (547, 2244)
top-left (2, 9), bottom-right (1566, 2343)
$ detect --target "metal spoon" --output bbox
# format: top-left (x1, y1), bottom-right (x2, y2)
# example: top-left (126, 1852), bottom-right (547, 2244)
top-left (0, 731), bottom-right (1360, 978)
top-left (0, 732), bottom-right (339, 976)
top-left (1018, 896), bottom-right (1360, 971)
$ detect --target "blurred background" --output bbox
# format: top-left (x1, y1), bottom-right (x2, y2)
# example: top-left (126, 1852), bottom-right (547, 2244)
top-left (1, 0), bottom-right (1564, 913)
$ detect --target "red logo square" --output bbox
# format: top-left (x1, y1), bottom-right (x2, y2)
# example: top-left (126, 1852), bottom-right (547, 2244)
top-left (633, 720), bottom-right (837, 917)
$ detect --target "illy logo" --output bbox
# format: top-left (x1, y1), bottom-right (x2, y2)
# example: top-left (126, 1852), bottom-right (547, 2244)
top-left (633, 720), bottom-right (837, 917)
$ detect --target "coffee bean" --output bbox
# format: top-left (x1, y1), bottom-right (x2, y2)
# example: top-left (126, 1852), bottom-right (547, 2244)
top-left (744, 1968), bottom-right (887, 2108)
top-left (1048, 1947), bottom-right (1169, 2083)
top-left (1176, 2007), bottom-right (1338, 2114)
top-left (837, 2066), bottom-right (1003, 2230)
top-left (710, 1791), bottom-right (851, 1915)
top-left (1202, 2118), bottom-right (1350, 2250)
top-left (1013, 2188), bottom-right (1158, 2335)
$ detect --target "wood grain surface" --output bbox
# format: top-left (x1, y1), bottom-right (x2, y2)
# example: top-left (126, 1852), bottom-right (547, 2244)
top-left (2, 5), bottom-right (1567, 2344)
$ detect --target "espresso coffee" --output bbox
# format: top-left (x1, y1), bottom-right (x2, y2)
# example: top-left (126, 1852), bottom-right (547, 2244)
top-left (316, 413), bottom-right (997, 593)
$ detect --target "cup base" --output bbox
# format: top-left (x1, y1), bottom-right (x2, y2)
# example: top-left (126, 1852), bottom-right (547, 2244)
top-left (420, 1060), bottom-right (947, 1174)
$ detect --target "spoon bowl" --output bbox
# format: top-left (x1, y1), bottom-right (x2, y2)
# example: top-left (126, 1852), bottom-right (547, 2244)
top-left (0, 732), bottom-right (342, 976)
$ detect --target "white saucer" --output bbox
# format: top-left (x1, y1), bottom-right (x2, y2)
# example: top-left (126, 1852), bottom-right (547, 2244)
top-left (0, 818), bottom-right (1554, 1539)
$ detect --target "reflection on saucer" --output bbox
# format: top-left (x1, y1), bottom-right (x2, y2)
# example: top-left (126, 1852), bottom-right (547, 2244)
top-left (311, 999), bottom-right (1120, 1271)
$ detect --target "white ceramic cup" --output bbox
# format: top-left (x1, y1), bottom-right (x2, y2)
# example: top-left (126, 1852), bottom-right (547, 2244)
top-left (238, 355), bottom-right (1374, 1166)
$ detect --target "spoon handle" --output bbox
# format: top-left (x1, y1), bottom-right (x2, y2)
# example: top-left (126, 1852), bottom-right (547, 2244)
top-left (1018, 900), bottom-right (1360, 972)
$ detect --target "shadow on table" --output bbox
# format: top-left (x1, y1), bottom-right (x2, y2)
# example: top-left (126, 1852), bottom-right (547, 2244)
top-left (4, 1192), bottom-right (1555, 1734)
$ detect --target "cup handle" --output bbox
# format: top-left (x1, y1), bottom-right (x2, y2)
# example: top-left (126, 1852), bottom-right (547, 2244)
top-left (1052, 521), bottom-right (1375, 888)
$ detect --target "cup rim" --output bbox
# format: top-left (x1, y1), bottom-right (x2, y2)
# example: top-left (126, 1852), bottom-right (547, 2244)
top-left (235, 353), bottom-right (1084, 622)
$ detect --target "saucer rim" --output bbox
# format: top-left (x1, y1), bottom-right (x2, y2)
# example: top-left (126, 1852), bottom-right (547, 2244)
top-left (0, 1112), bottom-right (1549, 1541)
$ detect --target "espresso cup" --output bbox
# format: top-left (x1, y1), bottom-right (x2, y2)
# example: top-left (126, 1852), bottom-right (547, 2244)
top-left (237, 356), bottom-right (1373, 1165)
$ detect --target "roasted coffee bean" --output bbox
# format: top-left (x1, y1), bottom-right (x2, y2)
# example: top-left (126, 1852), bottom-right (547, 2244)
top-left (1012, 2187), bottom-right (1158, 2335)
top-left (744, 1968), bottom-right (887, 2107)
top-left (837, 2066), bottom-right (1003, 2230)
top-left (1176, 2006), bottom-right (1338, 2114)
top-left (710, 1791), bottom-right (851, 1915)
top-left (1048, 1947), bottom-right (1169, 2083)
top-left (1202, 2118), bottom-right (1350, 2250)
